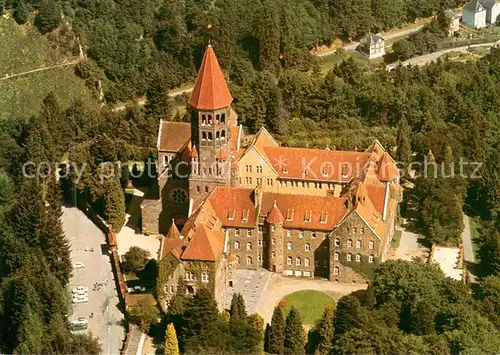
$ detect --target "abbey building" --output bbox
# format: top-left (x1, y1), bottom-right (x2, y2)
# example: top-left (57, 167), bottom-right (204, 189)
top-left (148, 45), bottom-right (402, 311)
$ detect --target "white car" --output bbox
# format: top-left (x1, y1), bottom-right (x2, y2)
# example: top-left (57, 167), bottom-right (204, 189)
top-left (71, 286), bottom-right (89, 295)
top-left (72, 295), bottom-right (89, 304)
top-left (73, 262), bottom-right (85, 269)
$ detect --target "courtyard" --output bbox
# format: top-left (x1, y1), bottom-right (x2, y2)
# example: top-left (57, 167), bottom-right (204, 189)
top-left (226, 268), bottom-right (366, 323)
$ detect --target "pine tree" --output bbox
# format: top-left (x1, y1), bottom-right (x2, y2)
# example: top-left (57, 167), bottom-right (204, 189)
top-left (180, 288), bottom-right (219, 346)
top-left (13, 0), bottom-right (28, 25)
top-left (334, 296), bottom-right (361, 336)
top-left (145, 83), bottom-right (174, 120)
top-left (104, 172), bottom-right (125, 233)
top-left (11, 179), bottom-right (44, 247)
top-left (165, 323), bottom-right (179, 355)
top-left (284, 307), bottom-right (304, 355)
top-left (37, 0), bottom-right (61, 33)
top-left (315, 306), bottom-right (334, 355)
top-left (396, 117), bottom-right (412, 171)
top-left (230, 293), bottom-right (247, 322)
top-left (269, 306), bottom-right (285, 355)
top-left (39, 177), bottom-right (72, 286)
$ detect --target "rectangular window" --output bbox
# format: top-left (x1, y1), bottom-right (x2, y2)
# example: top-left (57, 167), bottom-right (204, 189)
top-left (202, 272), bottom-right (209, 283)
top-left (299, 231), bottom-right (305, 239)
top-left (287, 230), bottom-right (292, 238)
top-left (235, 228), bottom-right (240, 236)
top-left (247, 229), bottom-right (252, 237)
top-left (287, 242), bottom-right (292, 250)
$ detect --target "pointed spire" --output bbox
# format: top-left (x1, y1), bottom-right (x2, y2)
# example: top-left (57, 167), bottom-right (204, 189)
top-left (189, 46), bottom-right (233, 110)
top-left (166, 219), bottom-right (181, 239)
top-left (190, 144), bottom-right (198, 158)
top-left (266, 200), bottom-right (284, 225)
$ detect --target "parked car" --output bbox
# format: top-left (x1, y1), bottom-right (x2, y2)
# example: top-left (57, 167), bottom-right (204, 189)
top-left (73, 262), bottom-right (86, 269)
top-left (72, 295), bottom-right (89, 304)
top-left (71, 286), bottom-right (89, 294)
top-left (70, 318), bottom-right (88, 331)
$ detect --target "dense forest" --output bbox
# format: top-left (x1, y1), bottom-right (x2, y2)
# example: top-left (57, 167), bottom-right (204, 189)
top-left (1, 0), bottom-right (500, 352)
top-left (159, 260), bottom-right (500, 354)
top-left (1, 0), bottom-right (466, 101)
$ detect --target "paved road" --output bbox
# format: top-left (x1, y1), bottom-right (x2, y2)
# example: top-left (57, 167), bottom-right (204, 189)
top-left (222, 268), bottom-right (272, 314)
top-left (388, 42), bottom-right (497, 69)
top-left (462, 214), bottom-right (475, 263)
top-left (62, 206), bottom-right (125, 355)
top-left (315, 26), bottom-right (424, 56)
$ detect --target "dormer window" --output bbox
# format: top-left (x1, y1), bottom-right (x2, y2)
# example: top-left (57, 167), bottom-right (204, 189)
top-left (286, 209), bottom-right (294, 221)
top-left (341, 164), bottom-right (350, 178)
top-left (242, 210), bottom-right (249, 223)
top-left (304, 211), bottom-right (312, 222)
top-left (282, 164), bottom-right (288, 174)
top-left (320, 212), bottom-right (328, 224)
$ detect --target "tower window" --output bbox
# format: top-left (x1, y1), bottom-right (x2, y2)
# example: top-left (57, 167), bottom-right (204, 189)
top-left (216, 114), bottom-right (220, 124)
top-left (208, 115), bottom-right (213, 124)
top-left (221, 113), bottom-right (226, 123)
top-left (202, 132), bottom-right (207, 140)
top-left (205, 186), bottom-right (209, 193)
top-left (208, 132), bottom-right (213, 141)
top-left (201, 115), bottom-right (207, 125)
top-left (216, 131), bottom-right (220, 139)
top-left (221, 130), bottom-right (226, 139)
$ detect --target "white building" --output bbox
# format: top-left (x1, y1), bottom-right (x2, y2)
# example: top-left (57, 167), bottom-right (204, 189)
top-left (357, 34), bottom-right (385, 59)
top-left (482, 0), bottom-right (500, 24)
top-left (463, 0), bottom-right (487, 28)
top-left (444, 10), bottom-right (462, 36)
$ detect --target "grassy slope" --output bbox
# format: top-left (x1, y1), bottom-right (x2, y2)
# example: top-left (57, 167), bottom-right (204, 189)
top-left (281, 290), bottom-right (335, 325)
top-left (0, 14), bottom-right (95, 121)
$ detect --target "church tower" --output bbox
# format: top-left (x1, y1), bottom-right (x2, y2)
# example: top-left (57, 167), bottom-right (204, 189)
top-left (188, 45), bottom-right (234, 206)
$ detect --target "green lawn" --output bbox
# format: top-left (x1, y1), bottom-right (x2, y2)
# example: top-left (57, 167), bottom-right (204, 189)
top-left (280, 290), bottom-right (335, 325)
top-left (0, 14), bottom-right (96, 121)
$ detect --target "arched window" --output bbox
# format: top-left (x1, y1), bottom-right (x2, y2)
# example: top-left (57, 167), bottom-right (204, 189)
top-left (347, 253), bottom-right (352, 262)
top-left (334, 252), bottom-right (339, 260)
top-left (236, 255), bottom-right (240, 265)
top-left (221, 113), bottom-right (226, 123)
top-left (201, 115), bottom-right (207, 125)
top-left (208, 167), bottom-right (212, 175)
top-left (296, 257), bottom-right (301, 266)
top-left (356, 240), bottom-right (362, 248)
top-left (356, 254), bottom-right (361, 262)
top-left (247, 256), bottom-right (253, 265)
top-left (216, 114), bottom-right (220, 124)
top-left (369, 241), bottom-right (374, 250)
top-left (287, 256), bottom-right (293, 265)
top-left (202, 132), bottom-right (207, 140)
top-left (272, 251), bottom-right (276, 258)
top-left (368, 255), bottom-right (374, 263)
top-left (247, 242), bottom-right (252, 251)
top-left (208, 115), bottom-right (213, 124)
top-left (304, 258), bottom-right (310, 267)
top-left (272, 238), bottom-right (276, 245)
top-left (347, 239), bottom-right (353, 248)
top-left (208, 132), bottom-right (213, 140)
top-left (334, 238), bottom-right (340, 247)
top-left (305, 243), bottom-right (311, 251)
top-left (221, 130), bottom-right (226, 139)
top-left (170, 285), bottom-right (174, 293)
top-left (334, 266), bottom-right (340, 275)
top-left (234, 241), bottom-right (240, 250)
top-left (216, 131), bottom-right (220, 139)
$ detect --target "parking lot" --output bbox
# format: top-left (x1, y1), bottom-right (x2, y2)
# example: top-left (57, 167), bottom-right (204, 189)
top-left (63, 206), bottom-right (125, 355)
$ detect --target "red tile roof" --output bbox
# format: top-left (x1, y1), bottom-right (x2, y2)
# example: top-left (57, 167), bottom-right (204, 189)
top-left (266, 201), bottom-right (284, 224)
top-left (378, 153), bottom-right (399, 181)
top-left (366, 185), bottom-right (387, 216)
top-left (166, 220), bottom-right (181, 239)
top-left (216, 148), bottom-right (228, 160)
top-left (261, 193), bottom-right (348, 231)
top-left (161, 238), bottom-right (184, 259)
top-left (207, 187), bottom-right (257, 227)
top-left (189, 46), bottom-right (233, 110)
top-left (262, 146), bottom-right (372, 183)
top-left (180, 224), bottom-right (225, 262)
top-left (158, 121), bottom-right (191, 152)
